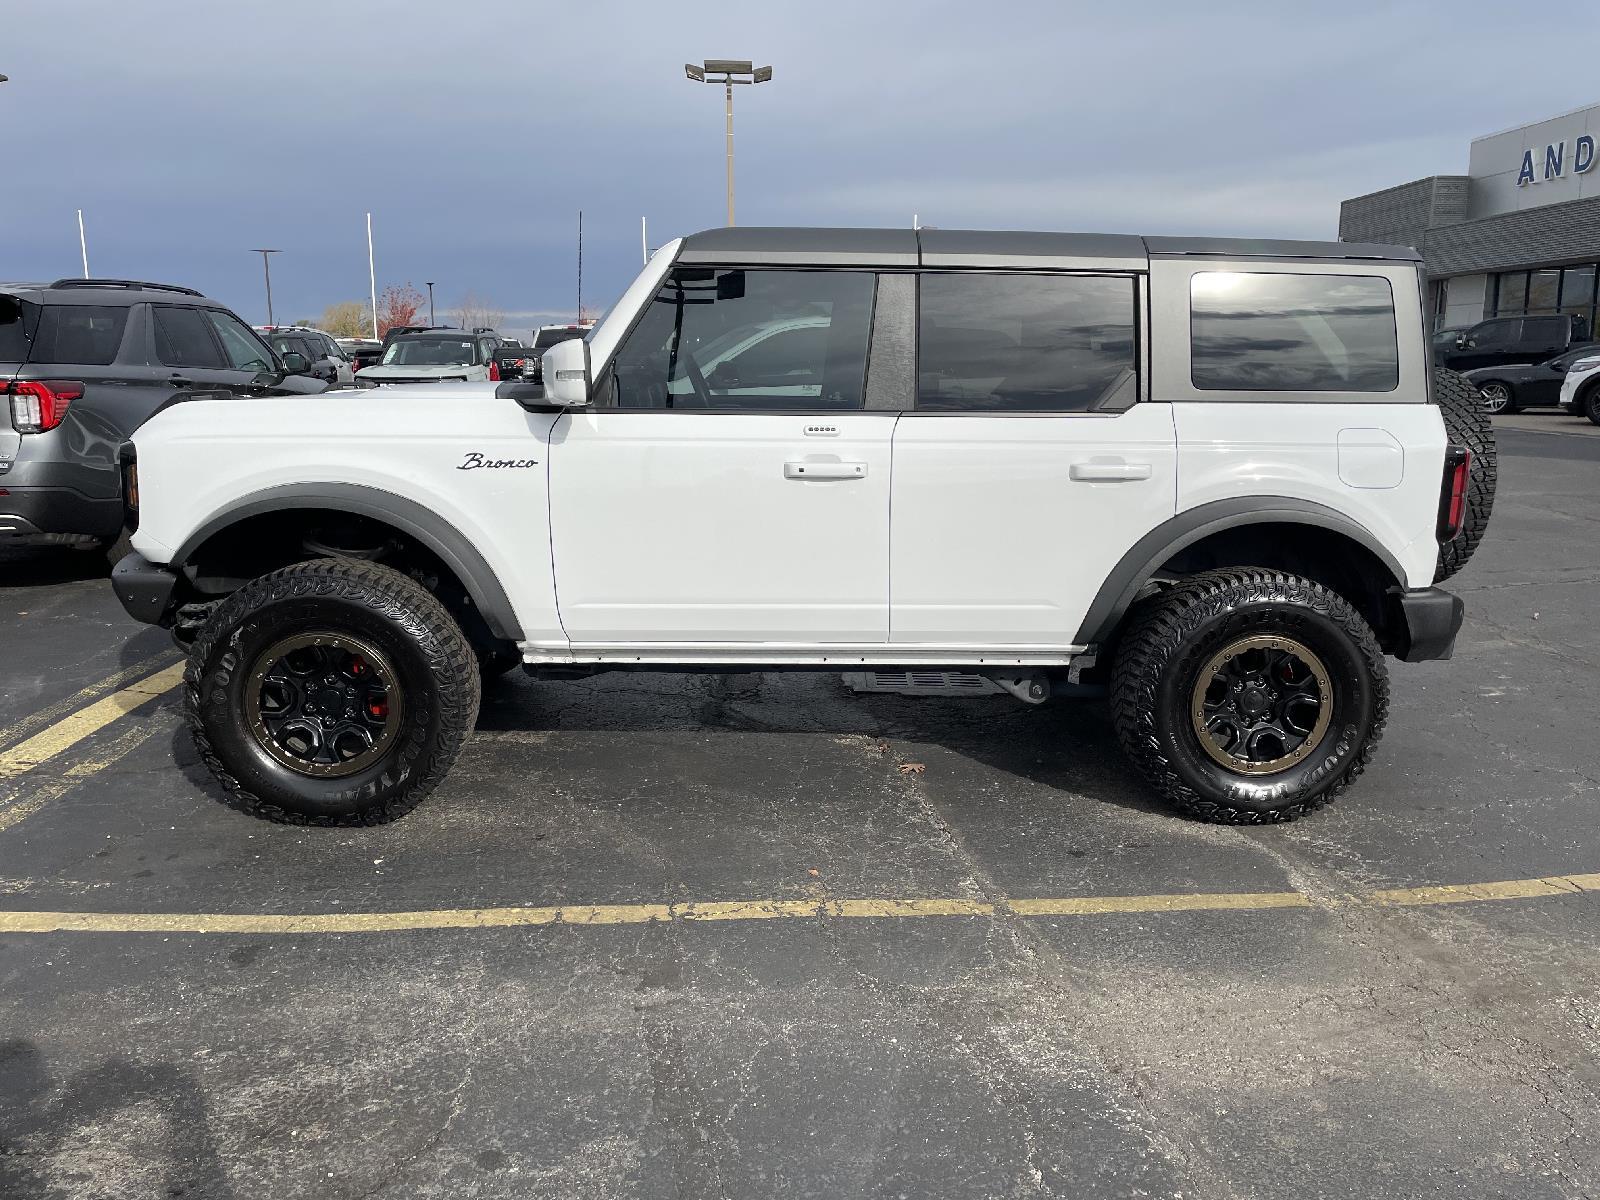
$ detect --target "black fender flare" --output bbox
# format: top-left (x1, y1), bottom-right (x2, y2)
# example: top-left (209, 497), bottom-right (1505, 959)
top-left (171, 482), bottom-right (523, 641)
top-left (1073, 497), bottom-right (1407, 645)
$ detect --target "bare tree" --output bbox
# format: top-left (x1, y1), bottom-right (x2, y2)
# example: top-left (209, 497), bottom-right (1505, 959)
top-left (450, 292), bottom-right (504, 333)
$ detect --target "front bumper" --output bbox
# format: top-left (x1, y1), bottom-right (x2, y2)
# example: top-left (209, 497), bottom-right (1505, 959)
top-left (1391, 587), bottom-right (1464, 662)
top-left (111, 551), bottom-right (180, 626)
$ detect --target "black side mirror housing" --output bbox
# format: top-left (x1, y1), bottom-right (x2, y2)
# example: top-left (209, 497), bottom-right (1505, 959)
top-left (497, 380), bottom-right (562, 412)
top-left (281, 351), bottom-right (310, 374)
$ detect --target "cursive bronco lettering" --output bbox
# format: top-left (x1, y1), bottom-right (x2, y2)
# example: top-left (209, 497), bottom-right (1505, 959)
top-left (458, 452), bottom-right (539, 470)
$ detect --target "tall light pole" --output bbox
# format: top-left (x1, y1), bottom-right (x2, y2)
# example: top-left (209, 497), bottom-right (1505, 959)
top-left (684, 59), bottom-right (772, 227)
top-left (250, 249), bottom-right (281, 327)
top-left (425, 282), bottom-right (435, 327)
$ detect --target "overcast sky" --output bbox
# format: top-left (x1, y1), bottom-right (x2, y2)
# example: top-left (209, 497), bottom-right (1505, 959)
top-left (3, 1), bottom-right (1595, 333)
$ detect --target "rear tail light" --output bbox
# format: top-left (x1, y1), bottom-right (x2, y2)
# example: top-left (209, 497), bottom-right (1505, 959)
top-left (1437, 445), bottom-right (1471, 541)
top-left (8, 380), bottom-right (85, 433)
top-left (488, 360), bottom-right (501, 381)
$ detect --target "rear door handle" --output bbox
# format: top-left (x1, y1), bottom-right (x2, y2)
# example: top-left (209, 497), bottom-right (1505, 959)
top-left (785, 461), bottom-right (867, 480)
top-left (1069, 460), bottom-right (1152, 482)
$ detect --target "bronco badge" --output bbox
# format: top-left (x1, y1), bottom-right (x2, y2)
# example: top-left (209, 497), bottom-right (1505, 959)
top-left (457, 452), bottom-right (539, 470)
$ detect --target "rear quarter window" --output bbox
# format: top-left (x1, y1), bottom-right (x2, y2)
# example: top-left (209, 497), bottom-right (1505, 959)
top-left (30, 304), bottom-right (130, 366)
top-left (1190, 272), bottom-right (1398, 392)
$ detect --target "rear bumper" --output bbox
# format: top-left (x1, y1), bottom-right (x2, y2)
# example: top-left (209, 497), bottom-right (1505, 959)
top-left (0, 484), bottom-right (122, 542)
top-left (1391, 587), bottom-right (1464, 662)
top-left (111, 551), bottom-right (180, 626)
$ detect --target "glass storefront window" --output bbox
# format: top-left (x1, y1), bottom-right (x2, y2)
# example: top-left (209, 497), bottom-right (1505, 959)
top-left (1561, 265), bottom-right (1597, 310)
top-left (1495, 271), bottom-right (1528, 313)
top-left (1527, 268), bottom-right (1561, 313)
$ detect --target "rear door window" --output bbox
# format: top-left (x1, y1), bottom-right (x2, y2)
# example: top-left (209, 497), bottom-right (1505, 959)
top-left (918, 273), bottom-right (1137, 411)
top-left (30, 305), bottom-right (129, 365)
top-left (1469, 320), bottom-right (1519, 348)
top-left (153, 306), bottom-right (226, 368)
top-left (1190, 272), bottom-right (1398, 392)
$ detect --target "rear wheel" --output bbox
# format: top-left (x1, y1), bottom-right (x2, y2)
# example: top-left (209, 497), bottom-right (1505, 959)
top-left (1584, 381), bottom-right (1600, 427)
top-left (1476, 380), bottom-right (1517, 414)
top-left (185, 557), bottom-right (480, 824)
top-left (1110, 568), bottom-right (1388, 824)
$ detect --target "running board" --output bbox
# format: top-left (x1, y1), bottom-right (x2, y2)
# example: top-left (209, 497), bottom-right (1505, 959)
top-left (842, 670), bottom-right (1051, 704)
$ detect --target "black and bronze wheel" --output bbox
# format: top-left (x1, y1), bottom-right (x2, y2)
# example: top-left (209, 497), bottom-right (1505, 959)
top-left (1111, 568), bottom-right (1388, 824)
top-left (185, 558), bottom-right (480, 825)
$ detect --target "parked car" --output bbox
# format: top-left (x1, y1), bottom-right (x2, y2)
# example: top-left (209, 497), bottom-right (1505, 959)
top-left (1, 278), bottom-right (324, 550)
top-left (355, 330), bottom-right (502, 384)
top-left (492, 339), bottom-right (532, 380)
top-left (524, 323), bottom-right (590, 381)
top-left (1430, 325), bottom-right (1467, 360)
top-left (115, 227), bottom-right (1491, 829)
top-left (1439, 313), bottom-right (1593, 371)
top-left (337, 337), bottom-right (384, 373)
top-left (261, 328), bottom-right (354, 387)
top-left (1559, 353), bottom-right (1600, 425)
top-left (1463, 346), bottom-right (1600, 413)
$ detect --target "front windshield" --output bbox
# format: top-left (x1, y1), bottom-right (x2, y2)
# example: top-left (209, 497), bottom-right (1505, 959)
top-left (382, 337), bottom-right (479, 367)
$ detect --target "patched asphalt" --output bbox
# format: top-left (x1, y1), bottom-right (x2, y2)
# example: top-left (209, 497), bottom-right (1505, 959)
top-left (1, 421), bottom-right (1598, 1199)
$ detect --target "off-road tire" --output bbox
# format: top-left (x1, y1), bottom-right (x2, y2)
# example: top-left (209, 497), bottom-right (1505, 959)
top-left (185, 557), bottom-right (480, 825)
top-left (1110, 568), bottom-right (1388, 824)
top-left (1432, 367), bottom-right (1496, 582)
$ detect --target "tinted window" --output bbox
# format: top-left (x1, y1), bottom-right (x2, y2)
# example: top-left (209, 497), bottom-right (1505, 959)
top-left (919, 274), bottom-right (1135, 411)
top-left (0, 296), bottom-right (38, 361)
top-left (1470, 319), bottom-right (1519, 348)
top-left (29, 305), bottom-right (127, 366)
top-left (1522, 315), bottom-right (1569, 344)
top-left (1527, 269), bottom-right (1560, 313)
top-left (609, 269), bottom-right (874, 410)
top-left (1190, 272), bottom-right (1398, 392)
top-left (535, 328), bottom-right (584, 350)
top-left (206, 311), bottom-right (277, 372)
top-left (153, 306), bottom-right (225, 368)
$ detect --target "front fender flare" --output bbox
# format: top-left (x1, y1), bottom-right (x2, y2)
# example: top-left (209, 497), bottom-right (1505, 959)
top-left (172, 482), bottom-right (523, 641)
top-left (1073, 497), bottom-right (1406, 646)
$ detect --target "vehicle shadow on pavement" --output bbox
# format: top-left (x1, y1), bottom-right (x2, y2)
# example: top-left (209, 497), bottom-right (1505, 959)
top-left (0, 1038), bottom-right (238, 1200)
top-left (0, 546), bottom-right (110, 587)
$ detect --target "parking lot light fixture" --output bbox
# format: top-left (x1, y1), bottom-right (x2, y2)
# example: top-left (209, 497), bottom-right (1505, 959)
top-left (684, 58), bottom-right (772, 227)
top-left (250, 249), bottom-right (281, 327)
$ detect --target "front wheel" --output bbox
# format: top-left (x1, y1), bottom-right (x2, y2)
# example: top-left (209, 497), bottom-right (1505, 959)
top-left (1584, 382), bottom-right (1600, 427)
top-left (185, 558), bottom-right (481, 824)
top-left (1110, 568), bottom-right (1389, 824)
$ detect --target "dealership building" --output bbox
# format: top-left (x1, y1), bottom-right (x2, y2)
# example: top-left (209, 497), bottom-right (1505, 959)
top-left (1339, 102), bottom-right (1600, 336)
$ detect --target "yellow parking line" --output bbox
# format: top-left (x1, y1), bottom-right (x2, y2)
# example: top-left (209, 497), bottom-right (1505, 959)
top-left (0, 720), bottom-right (170, 835)
top-left (0, 652), bottom-right (177, 753)
top-left (0, 662), bottom-right (185, 781)
top-left (0, 872), bottom-right (1592, 936)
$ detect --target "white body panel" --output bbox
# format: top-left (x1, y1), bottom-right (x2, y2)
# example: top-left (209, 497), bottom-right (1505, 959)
top-left (130, 384), bottom-right (564, 642)
top-left (547, 412), bottom-right (895, 642)
top-left (1172, 403), bottom-right (1446, 587)
top-left (1561, 359), bottom-right (1600, 410)
top-left (889, 405), bottom-right (1178, 643)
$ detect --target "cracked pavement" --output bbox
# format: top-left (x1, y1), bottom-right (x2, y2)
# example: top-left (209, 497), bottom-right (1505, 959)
top-left (1, 424), bottom-right (1598, 1198)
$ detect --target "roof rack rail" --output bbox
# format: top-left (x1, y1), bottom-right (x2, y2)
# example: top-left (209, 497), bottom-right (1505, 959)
top-left (49, 278), bottom-right (206, 297)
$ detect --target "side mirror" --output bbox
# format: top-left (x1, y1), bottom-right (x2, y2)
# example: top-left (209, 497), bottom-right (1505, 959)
top-left (1455, 335), bottom-right (1469, 349)
top-left (281, 351), bottom-right (310, 374)
top-left (540, 336), bottom-right (590, 407)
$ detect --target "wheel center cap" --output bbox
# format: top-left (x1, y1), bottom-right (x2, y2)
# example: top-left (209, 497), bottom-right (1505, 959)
top-left (1237, 687), bottom-right (1270, 717)
top-left (314, 686), bottom-right (348, 714)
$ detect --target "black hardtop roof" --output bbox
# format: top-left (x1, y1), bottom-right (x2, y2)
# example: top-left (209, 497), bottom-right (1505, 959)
top-left (675, 227), bottom-right (1420, 268)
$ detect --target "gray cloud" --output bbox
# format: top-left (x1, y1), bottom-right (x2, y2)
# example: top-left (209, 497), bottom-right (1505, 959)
top-left (2, 0), bottom-right (1591, 333)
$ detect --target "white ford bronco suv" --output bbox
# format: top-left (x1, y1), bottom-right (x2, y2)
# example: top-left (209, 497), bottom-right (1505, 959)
top-left (110, 228), bottom-right (1494, 826)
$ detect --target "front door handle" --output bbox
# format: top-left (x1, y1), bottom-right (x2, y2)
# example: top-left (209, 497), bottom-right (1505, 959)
top-left (1069, 460), bottom-right (1152, 482)
top-left (785, 461), bottom-right (867, 480)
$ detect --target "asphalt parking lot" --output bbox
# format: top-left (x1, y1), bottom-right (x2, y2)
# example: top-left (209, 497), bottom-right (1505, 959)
top-left (2, 419), bottom-right (1599, 1199)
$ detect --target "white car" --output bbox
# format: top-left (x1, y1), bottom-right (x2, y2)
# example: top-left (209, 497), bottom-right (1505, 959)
top-left (356, 330), bottom-right (500, 385)
top-left (1558, 352), bottom-right (1600, 424)
top-left (112, 227), bottom-right (1493, 828)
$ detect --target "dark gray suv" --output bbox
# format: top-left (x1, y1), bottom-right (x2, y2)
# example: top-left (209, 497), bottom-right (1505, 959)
top-left (1, 279), bottom-right (326, 550)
